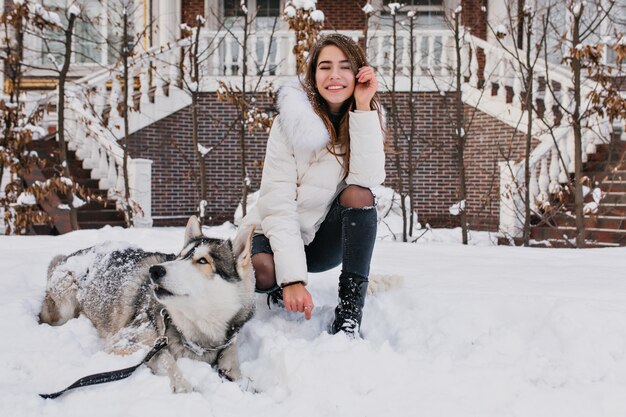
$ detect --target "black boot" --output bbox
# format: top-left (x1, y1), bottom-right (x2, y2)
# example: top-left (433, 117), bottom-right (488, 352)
top-left (331, 273), bottom-right (369, 335)
top-left (330, 205), bottom-right (376, 336)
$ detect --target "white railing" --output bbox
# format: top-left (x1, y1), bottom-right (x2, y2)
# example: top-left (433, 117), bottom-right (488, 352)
top-left (459, 34), bottom-right (613, 237)
top-left (367, 29), bottom-right (453, 79)
top-left (45, 39), bottom-right (197, 228)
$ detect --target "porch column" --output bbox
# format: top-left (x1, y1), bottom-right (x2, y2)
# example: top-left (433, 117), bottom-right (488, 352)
top-left (129, 158), bottom-right (153, 228)
top-left (158, 0), bottom-right (180, 46)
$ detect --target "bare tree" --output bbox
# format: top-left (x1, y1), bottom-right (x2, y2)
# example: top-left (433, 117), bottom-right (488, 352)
top-left (216, 2), bottom-right (288, 218)
top-left (487, 1), bottom-right (550, 246)
top-left (542, 0), bottom-right (618, 247)
top-left (0, 1), bottom-right (89, 234)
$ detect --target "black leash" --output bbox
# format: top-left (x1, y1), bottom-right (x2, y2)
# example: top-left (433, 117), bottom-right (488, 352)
top-left (39, 336), bottom-right (168, 399)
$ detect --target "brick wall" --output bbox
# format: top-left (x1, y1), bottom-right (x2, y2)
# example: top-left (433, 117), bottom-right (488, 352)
top-left (181, 0), bottom-right (206, 25)
top-left (129, 94), bottom-right (273, 226)
top-left (461, 0), bottom-right (487, 39)
top-left (316, 0), bottom-right (368, 31)
top-left (464, 106), bottom-right (526, 230)
top-left (130, 90), bottom-right (527, 231)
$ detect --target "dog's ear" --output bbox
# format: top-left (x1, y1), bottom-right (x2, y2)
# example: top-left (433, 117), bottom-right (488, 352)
top-left (232, 225), bottom-right (254, 267)
top-left (184, 216), bottom-right (203, 245)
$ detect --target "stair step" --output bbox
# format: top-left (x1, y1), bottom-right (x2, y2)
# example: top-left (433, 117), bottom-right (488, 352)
top-left (588, 171), bottom-right (626, 182)
top-left (600, 192), bottom-right (626, 204)
top-left (599, 180), bottom-right (626, 192)
top-left (544, 214), bottom-right (626, 230)
top-left (79, 220), bottom-right (127, 229)
top-left (531, 225), bottom-right (626, 246)
top-left (77, 208), bottom-right (125, 222)
top-left (528, 239), bottom-right (621, 248)
top-left (596, 203), bottom-right (626, 216)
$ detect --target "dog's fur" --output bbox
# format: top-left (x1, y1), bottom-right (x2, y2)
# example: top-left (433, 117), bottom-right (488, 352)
top-left (39, 217), bottom-right (255, 392)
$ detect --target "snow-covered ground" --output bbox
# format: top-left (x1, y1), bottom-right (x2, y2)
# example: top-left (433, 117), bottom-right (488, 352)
top-left (1, 222), bottom-right (626, 417)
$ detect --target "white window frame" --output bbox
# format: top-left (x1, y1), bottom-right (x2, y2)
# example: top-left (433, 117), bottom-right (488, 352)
top-left (25, 0), bottom-right (147, 77)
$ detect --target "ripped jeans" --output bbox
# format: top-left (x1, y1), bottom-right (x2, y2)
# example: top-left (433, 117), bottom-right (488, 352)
top-left (251, 194), bottom-right (378, 291)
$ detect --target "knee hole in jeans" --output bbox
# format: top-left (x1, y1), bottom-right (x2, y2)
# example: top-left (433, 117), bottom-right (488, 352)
top-left (339, 185), bottom-right (374, 209)
top-left (251, 253), bottom-right (277, 291)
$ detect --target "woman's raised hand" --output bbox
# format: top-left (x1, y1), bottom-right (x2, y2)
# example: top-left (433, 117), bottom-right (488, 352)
top-left (354, 66), bottom-right (378, 111)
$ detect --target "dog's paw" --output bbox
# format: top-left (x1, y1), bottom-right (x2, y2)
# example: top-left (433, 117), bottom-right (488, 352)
top-left (170, 378), bottom-right (193, 394)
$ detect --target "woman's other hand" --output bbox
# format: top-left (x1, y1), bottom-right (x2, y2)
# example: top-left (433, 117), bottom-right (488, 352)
top-left (283, 283), bottom-right (314, 320)
top-left (354, 66), bottom-right (378, 111)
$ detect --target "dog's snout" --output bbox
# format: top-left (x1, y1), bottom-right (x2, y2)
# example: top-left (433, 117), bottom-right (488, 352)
top-left (150, 265), bottom-right (166, 281)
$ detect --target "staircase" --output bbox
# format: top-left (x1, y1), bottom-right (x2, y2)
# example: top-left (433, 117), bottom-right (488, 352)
top-left (529, 140), bottom-right (626, 247)
top-left (25, 134), bottom-right (126, 234)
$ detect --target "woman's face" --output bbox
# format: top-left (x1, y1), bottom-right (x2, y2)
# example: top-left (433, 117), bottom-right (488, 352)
top-left (315, 45), bottom-right (356, 113)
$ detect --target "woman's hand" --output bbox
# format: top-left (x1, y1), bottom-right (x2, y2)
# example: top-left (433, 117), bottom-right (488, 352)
top-left (283, 283), bottom-right (314, 320)
top-left (354, 66), bottom-right (378, 111)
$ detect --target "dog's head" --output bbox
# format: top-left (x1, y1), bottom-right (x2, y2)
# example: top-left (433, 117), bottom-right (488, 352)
top-left (149, 217), bottom-right (255, 329)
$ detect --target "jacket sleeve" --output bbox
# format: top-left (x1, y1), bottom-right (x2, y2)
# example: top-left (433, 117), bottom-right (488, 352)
top-left (256, 117), bottom-right (309, 286)
top-left (346, 110), bottom-right (386, 187)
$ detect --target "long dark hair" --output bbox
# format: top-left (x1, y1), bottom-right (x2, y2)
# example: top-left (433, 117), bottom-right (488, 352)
top-left (302, 34), bottom-right (383, 176)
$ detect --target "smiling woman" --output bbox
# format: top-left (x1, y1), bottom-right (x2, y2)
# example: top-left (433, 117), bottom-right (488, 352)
top-left (235, 34), bottom-right (386, 337)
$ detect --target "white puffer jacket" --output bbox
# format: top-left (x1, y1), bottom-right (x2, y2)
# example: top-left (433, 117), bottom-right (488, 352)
top-left (237, 82), bottom-right (385, 286)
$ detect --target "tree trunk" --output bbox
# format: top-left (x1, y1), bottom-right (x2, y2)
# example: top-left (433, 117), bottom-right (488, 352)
top-left (191, 20), bottom-right (207, 222)
top-left (122, 10), bottom-right (133, 227)
top-left (239, 13), bottom-right (249, 217)
top-left (390, 12), bottom-right (407, 241)
top-left (57, 13), bottom-right (79, 231)
top-left (407, 15), bottom-right (416, 237)
top-left (454, 14), bottom-right (468, 245)
top-left (523, 18), bottom-right (533, 246)
top-left (572, 9), bottom-right (585, 248)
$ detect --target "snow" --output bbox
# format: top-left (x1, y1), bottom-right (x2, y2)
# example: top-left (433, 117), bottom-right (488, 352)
top-left (293, 0), bottom-right (317, 11)
top-left (388, 2), bottom-right (401, 15)
top-left (28, 3), bottom-right (62, 27)
top-left (573, 2), bottom-right (586, 17)
top-left (310, 10), bottom-right (325, 23)
top-left (58, 195), bottom-right (86, 210)
top-left (2, 220), bottom-right (626, 416)
top-left (284, 5), bottom-right (296, 18)
top-left (2, 186), bottom-right (626, 413)
top-left (495, 24), bottom-right (507, 37)
top-left (197, 143), bottom-right (213, 156)
top-left (68, 4), bottom-right (81, 17)
top-left (449, 200), bottom-right (466, 216)
top-left (362, 3), bottom-right (375, 14)
top-left (16, 192), bottom-right (36, 206)
top-left (523, 0), bottom-right (534, 15)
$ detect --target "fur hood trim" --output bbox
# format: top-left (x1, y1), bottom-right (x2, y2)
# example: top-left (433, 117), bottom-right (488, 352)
top-left (277, 80), bottom-right (330, 153)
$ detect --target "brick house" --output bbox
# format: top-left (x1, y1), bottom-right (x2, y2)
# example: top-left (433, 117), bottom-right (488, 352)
top-left (3, 0), bottom-right (624, 244)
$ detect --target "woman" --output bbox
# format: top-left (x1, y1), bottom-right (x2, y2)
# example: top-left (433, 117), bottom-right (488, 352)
top-left (236, 34), bottom-right (385, 336)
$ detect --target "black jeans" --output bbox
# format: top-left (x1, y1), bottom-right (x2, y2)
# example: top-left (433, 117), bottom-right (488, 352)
top-left (251, 196), bottom-right (378, 291)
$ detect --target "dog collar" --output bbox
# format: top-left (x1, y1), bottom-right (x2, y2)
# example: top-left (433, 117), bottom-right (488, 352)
top-left (160, 309), bottom-right (238, 354)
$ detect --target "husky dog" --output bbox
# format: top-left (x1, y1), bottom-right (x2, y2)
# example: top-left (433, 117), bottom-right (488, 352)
top-left (39, 217), bottom-right (255, 393)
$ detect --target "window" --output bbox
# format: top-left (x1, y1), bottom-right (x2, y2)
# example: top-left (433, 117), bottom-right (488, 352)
top-left (221, 0), bottom-right (283, 75)
top-left (378, 0), bottom-right (445, 29)
top-left (31, 0), bottom-right (141, 68)
top-left (37, 0), bottom-right (105, 66)
top-left (224, 0), bottom-right (280, 18)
